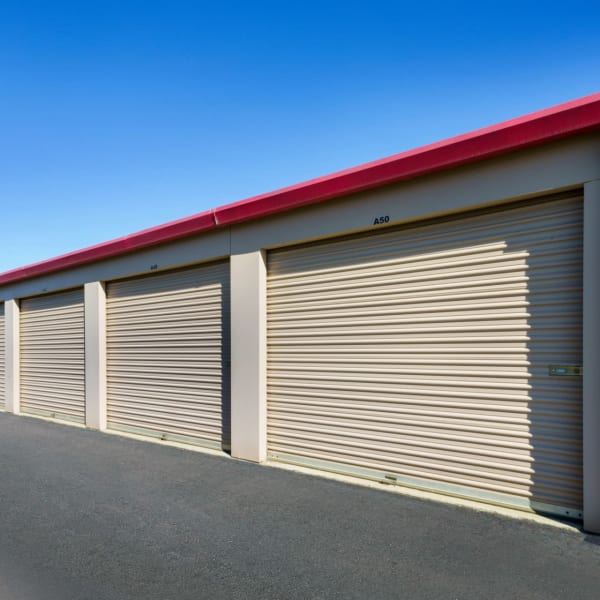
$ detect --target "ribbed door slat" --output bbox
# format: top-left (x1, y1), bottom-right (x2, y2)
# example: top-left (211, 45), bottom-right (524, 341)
top-left (0, 303), bottom-right (5, 410)
top-left (267, 195), bottom-right (583, 517)
top-left (20, 289), bottom-right (85, 422)
top-left (106, 262), bottom-right (230, 448)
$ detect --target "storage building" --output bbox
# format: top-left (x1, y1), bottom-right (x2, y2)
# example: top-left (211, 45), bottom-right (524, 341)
top-left (1, 93), bottom-right (600, 532)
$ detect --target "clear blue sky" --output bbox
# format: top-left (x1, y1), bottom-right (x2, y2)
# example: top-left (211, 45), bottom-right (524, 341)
top-left (1, 1), bottom-right (599, 272)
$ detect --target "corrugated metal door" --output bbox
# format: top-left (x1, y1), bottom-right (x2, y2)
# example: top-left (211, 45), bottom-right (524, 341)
top-left (267, 195), bottom-right (583, 518)
top-left (20, 289), bottom-right (86, 422)
top-left (0, 303), bottom-right (5, 410)
top-left (106, 262), bottom-right (230, 449)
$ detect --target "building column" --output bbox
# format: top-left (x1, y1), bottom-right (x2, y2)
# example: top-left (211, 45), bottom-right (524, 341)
top-left (84, 282), bottom-right (107, 430)
top-left (583, 181), bottom-right (600, 534)
top-left (5, 299), bottom-right (20, 414)
top-left (230, 250), bottom-right (267, 462)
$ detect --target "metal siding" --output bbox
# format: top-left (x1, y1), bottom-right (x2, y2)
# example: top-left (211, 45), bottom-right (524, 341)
top-left (267, 195), bottom-right (583, 517)
top-left (20, 289), bottom-right (86, 422)
top-left (0, 303), bottom-right (4, 410)
top-left (106, 262), bottom-right (230, 448)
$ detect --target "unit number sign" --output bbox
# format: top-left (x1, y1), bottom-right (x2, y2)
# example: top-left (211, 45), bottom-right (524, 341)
top-left (373, 215), bottom-right (390, 225)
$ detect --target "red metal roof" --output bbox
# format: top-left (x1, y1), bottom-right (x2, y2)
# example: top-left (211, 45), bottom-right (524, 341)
top-left (2, 92), bottom-right (600, 285)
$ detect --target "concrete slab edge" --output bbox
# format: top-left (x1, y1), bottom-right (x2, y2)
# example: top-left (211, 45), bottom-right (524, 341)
top-left (266, 460), bottom-right (581, 532)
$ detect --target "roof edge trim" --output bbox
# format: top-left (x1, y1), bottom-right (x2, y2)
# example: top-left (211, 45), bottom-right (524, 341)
top-left (2, 91), bottom-right (600, 286)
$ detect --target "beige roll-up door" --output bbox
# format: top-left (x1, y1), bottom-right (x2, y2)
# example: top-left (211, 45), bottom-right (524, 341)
top-left (20, 289), bottom-right (86, 422)
top-left (0, 303), bottom-right (5, 410)
top-left (106, 262), bottom-right (230, 449)
top-left (267, 194), bottom-right (583, 518)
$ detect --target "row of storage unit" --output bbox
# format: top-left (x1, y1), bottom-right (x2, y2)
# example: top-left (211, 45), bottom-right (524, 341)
top-left (0, 195), bottom-right (584, 519)
top-left (0, 263), bottom-right (230, 449)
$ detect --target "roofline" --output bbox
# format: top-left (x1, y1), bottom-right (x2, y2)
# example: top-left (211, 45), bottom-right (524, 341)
top-left (2, 91), bottom-right (600, 286)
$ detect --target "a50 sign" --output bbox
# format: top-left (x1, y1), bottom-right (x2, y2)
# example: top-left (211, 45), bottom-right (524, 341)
top-left (373, 215), bottom-right (390, 225)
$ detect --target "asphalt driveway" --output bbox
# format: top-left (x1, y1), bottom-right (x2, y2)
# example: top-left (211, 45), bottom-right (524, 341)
top-left (0, 413), bottom-right (598, 600)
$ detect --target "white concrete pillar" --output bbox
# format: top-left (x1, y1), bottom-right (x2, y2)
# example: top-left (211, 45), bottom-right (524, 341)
top-left (5, 299), bottom-right (20, 414)
top-left (84, 281), bottom-right (107, 430)
top-left (230, 250), bottom-right (267, 462)
top-left (583, 181), bottom-right (600, 534)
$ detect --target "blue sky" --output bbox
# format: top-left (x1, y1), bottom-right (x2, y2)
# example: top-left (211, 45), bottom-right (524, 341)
top-left (1, 1), bottom-right (599, 272)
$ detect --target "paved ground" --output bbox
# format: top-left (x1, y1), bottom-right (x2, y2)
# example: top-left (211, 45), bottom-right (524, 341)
top-left (0, 414), bottom-right (598, 600)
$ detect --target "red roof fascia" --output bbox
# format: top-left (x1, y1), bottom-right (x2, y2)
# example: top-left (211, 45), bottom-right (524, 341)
top-left (0, 210), bottom-right (215, 285)
top-left (215, 92), bottom-right (600, 224)
top-left (2, 92), bottom-right (600, 286)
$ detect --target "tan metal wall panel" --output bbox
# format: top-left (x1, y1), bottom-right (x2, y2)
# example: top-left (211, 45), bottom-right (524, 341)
top-left (20, 289), bottom-right (85, 422)
top-left (0, 303), bottom-right (5, 410)
top-left (106, 261), bottom-right (230, 449)
top-left (267, 195), bottom-right (583, 518)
